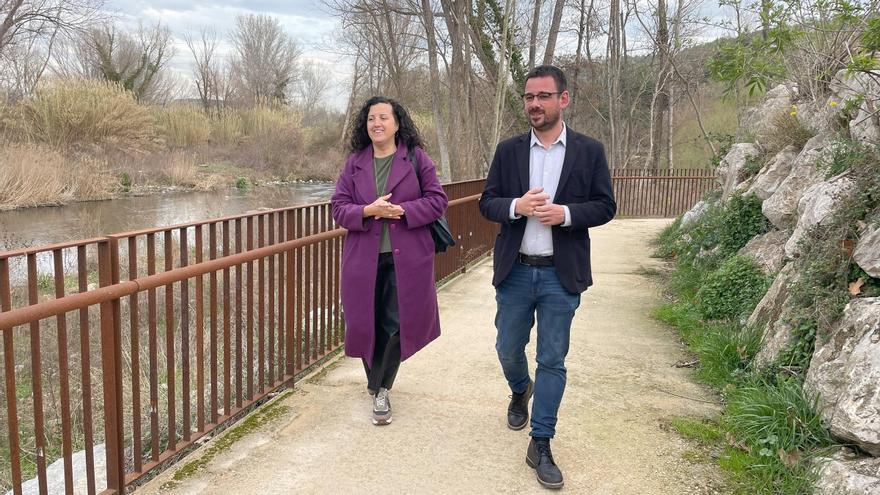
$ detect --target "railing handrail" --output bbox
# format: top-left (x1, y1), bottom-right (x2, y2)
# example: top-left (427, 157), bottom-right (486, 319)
top-left (0, 193), bottom-right (484, 331)
top-left (0, 179), bottom-right (487, 260)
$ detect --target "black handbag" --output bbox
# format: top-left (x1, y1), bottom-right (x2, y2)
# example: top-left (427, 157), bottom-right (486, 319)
top-left (408, 149), bottom-right (455, 253)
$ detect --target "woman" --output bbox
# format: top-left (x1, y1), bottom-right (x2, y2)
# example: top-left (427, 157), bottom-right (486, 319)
top-left (331, 96), bottom-right (448, 425)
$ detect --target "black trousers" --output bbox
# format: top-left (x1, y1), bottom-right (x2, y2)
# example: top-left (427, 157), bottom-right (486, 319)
top-left (363, 252), bottom-right (401, 393)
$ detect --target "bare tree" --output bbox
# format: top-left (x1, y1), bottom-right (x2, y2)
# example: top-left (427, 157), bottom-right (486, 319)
top-left (57, 22), bottom-right (176, 101)
top-left (0, 29), bottom-right (57, 99)
top-left (295, 60), bottom-right (332, 117)
top-left (229, 13), bottom-right (301, 103)
top-left (185, 27), bottom-right (227, 116)
top-left (608, 0), bottom-right (623, 168)
top-left (0, 0), bottom-right (104, 55)
top-left (417, 0), bottom-right (451, 179)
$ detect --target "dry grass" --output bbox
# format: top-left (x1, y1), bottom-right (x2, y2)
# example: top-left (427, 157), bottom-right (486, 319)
top-left (760, 110), bottom-right (815, 157)
top-left (154, 105), bottom-right (211, 149)
top-left (0, 144), bottom-right (113, 210)
top-left (11, 79), bottom-right (156, 153)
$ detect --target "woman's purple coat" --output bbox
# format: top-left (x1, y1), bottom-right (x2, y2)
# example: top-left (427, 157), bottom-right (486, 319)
top-left (331, 144), bottom-right (448, 362)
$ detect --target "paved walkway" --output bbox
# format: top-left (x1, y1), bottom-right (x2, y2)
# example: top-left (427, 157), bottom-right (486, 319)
top-left (137, 219), bottom-right (725, 494)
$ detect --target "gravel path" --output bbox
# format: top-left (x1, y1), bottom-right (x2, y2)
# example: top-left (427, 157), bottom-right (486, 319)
top-left (136, 218), bottom-right (726, 494)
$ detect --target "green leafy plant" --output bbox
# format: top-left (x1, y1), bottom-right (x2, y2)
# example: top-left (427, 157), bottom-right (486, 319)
top-left (696, 255), bottom-right (770, 320)
top-left (718, 193), bottom-right (772, 256)
top-left (120, 172), bottom-right (132, 193)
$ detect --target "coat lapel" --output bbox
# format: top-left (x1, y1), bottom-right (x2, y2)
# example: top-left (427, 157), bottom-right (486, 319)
top-left (383, 144), bottom-right (413, 193)
top-left (352, 146), bottom-right (378, 202)
top-left (517, 133), bottom-right (531, 194)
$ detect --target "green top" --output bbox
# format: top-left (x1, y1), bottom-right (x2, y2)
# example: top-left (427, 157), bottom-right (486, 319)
top-left (374, 154), bottom-right (394, 254)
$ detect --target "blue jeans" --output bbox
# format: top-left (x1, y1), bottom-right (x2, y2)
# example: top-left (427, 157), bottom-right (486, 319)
top-left (495, 261), bottom-right (581, 439)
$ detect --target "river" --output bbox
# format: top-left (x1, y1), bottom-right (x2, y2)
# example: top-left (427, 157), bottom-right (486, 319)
top-left (0, 183), bottom-right (336, 253)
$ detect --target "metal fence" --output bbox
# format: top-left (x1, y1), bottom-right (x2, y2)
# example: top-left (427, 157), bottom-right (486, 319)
top-left (0, 179), bottom-right (494, 495)
top-left (611, 168), bottom-right (716, 218)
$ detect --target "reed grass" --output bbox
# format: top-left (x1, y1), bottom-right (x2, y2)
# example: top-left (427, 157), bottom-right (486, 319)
top-left (153, 105), bottom-right (211, 149)
top-left (0, 144), bottom-right (113, 209)
top-left (14, 79), bottom-right (156, 152)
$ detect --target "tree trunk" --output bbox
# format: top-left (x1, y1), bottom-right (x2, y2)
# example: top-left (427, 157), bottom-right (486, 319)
top-left (542, 0), bottom-right (565, 65)
top-left (650, 0), bottom-right (669, 169)
top-left (419, 0), bottom-right (452, 179)
top-left (528, 0), bottom-right (542, 70)
top-left (607, 0), bottom-right (621, 168)
top-left (491, 0), bottom-right (515, 149)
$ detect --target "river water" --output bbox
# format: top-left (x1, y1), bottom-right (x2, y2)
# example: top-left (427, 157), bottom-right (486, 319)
top-left (0, 183), bottom-right (336, 253)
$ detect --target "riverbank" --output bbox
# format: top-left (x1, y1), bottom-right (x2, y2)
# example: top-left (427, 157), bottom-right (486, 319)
top-left (0, 145), bottom-right (339, 212)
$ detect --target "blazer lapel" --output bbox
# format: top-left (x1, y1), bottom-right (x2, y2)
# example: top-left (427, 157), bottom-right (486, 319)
top-left (517, 134), bottom-right (531, 194)
top-left (557, 136), bottom-right (578, 193)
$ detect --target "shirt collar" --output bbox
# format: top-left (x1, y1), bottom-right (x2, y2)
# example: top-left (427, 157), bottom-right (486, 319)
top-left (530, 122), bottom-right (567, 149)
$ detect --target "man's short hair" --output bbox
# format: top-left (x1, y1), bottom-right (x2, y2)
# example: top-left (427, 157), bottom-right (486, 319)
top-left (525, 65), bottom-right (567, 93)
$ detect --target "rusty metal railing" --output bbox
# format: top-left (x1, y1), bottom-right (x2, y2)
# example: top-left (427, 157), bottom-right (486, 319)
top-left (0, 179), bottom-right (493, 495)
top-left (611, 168), bottom-right (716, 218)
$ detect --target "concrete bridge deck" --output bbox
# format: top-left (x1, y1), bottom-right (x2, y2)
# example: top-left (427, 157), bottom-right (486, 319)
top-left (136, 219), bottom-right (725, 495)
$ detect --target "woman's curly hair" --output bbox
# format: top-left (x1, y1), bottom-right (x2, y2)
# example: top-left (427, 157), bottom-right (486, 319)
top-left (347, 96), bottom-right (424, 153)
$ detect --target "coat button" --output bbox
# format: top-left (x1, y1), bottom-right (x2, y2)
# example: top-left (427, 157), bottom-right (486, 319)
top-left (390, 224), bottom-right (396, 230)
top-left (394, 248), bottom-right (400, 255)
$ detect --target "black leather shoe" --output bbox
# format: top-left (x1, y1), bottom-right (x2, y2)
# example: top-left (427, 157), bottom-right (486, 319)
top-left (526, 437), bottom-right (564, 489)
top-left (507, 380), bottom-right (533, 430)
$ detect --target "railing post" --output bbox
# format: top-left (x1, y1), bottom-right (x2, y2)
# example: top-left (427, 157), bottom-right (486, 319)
top-left (98, 238), bottom-right (125, 492)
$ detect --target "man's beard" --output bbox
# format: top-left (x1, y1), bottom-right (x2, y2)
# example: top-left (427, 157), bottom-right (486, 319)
top-left (529, 109), bottom-right (560, 131)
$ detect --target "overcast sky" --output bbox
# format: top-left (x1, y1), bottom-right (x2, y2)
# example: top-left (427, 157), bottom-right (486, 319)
top-left (106, 0), bottom-right (736, 110)
top-left (108, 0), bottom-right (349, 107)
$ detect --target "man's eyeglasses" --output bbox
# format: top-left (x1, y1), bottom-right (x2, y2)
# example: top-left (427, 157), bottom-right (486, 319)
top-left (521, 91), bottom-right (562, 103)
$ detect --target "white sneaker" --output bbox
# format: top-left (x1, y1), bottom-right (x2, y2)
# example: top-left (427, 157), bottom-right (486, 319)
top-left (372, 388), bottom-right (392, 425)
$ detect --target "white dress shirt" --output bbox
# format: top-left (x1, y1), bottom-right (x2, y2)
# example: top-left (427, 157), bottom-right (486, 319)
top-left (508, 124), bottom-right (572, 256)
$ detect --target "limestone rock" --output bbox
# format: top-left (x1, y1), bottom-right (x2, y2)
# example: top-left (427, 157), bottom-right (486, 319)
top-left (681, 200), bottom-right (709, 228)
top-left (814, 453), bottom-right (880, 495)
top-left (745, 83), bottom-right (796, 144)
top-left (739, 229), bottom-right (790, 274)
top-left (854, 222), bottom-right (880, 278)
top-left (805, 297), bottom-right (880, 456)
top-left (797, 97), bottom-right (840, 134)
top-left (747, 146), bottom-right (799, 200)
top-left (829, 69), bottom-right (880, 146)
top-left (752, 264), bottom-right (800, 368)
top-left (762, 133), bottom-right (831, 229)
top-left (784, 174), bottom-right (856, 258)
top-left (716, 143), bottom-right (761, 201)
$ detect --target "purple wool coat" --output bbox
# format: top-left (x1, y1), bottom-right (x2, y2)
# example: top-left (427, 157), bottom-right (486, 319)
top-left (331, 144), bottom-right (448, 362)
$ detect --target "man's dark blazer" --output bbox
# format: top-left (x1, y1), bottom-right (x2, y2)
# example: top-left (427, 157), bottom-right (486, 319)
top-left (479, 127), bottom-right (617, 294)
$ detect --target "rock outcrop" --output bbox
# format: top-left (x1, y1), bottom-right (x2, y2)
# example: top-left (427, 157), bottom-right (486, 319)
top-left (805, 298), bottom-right (880, 456)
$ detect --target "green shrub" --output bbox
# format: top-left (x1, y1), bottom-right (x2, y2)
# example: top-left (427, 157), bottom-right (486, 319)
top-left (696, 255), bottom-right (770, 320)
top-left (120, 172), bottom-right (132, 193)
top-left (718, 193), bottom-right (772, 256)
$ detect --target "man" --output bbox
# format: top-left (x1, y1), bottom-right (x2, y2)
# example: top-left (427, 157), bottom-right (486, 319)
top-left (479, 65), bottom-right (616, 489)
